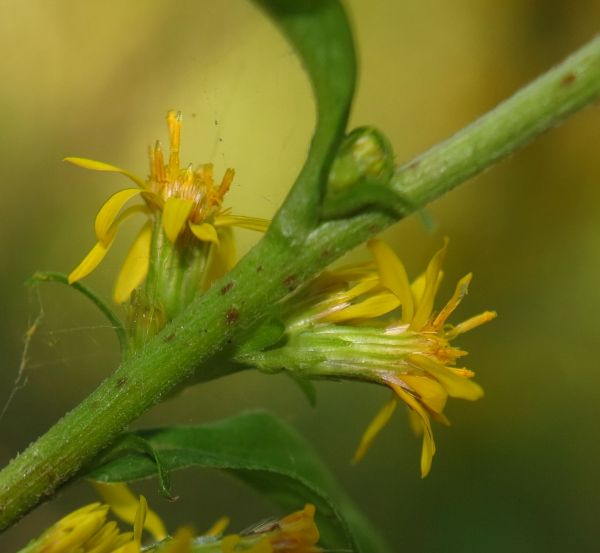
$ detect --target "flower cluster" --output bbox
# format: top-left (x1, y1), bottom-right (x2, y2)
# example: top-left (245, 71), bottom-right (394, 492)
top-left (27, 483), bottom-right (165, 553)
top-left (250, 239), bottom-right (495, 477)
top-left (26, 483), bottom-right (321, 553)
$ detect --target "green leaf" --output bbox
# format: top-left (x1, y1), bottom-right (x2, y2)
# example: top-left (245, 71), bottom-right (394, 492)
top-left (26, 271), bottom-right (128, 354)
top-left (87, 411), bottom-right (391, 553)
top-left (252, 0), bottom-right (357, 235)
top-left (286, 372), bottom-right (317, 406)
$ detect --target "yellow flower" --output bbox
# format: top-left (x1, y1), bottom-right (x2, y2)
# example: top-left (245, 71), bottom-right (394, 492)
top-left (66, 111), bottom-right (269, 303)
top-left (29, 483), bottom-right (164, 553)
top-left (261, 239), bottom-right (495, 477)
top-left (28, 482), bottom-right (321, 553)
top-left (327, 239), bottom-right (496, 477)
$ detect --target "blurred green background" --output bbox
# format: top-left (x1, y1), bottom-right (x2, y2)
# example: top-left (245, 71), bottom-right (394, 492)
top-left (1, 1), bottom-right (599, 551)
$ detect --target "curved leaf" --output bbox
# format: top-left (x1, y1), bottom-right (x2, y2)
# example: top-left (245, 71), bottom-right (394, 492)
top-left (252, 0), bottom-right (357, 234)
top-left (27, 271), bottom-right (128, 354)
top-left (87, 411), bottom-right (391, 553)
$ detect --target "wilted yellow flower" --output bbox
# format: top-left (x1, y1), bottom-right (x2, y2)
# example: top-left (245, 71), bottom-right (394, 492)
top-left (251, 239), bottom-right (495, 477)
top-left (221, 504), bottom-right (321, 553)
top-left (66, 111), bottom-right (268, 303)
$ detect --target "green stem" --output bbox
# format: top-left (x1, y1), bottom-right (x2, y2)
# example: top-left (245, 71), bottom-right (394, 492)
top-left (1, 34), bottom-right (599, 532)
top-left (391, 34), bottom-right (600, 204)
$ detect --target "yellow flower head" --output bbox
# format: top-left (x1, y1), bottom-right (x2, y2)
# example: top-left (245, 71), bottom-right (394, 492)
top-left (275, 239), bottom-right (496, 477)
top-left (66, 111), bottom-right (269, 303)
top-left (30, 483), bottom-right (166, 553)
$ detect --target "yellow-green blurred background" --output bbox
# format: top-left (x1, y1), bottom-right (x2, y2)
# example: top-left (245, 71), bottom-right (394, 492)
top-left (1, 1), bottom-right (599, 551)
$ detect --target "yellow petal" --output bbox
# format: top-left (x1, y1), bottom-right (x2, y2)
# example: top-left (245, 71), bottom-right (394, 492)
top-left (353, 395), bottom-right (398, 463)
top-left (401, 374), bottom-right (449, 416)
top-left (44, 504), bottom-right (109, 552)
top-left (64, 157), bottom-right (147, 189)
top-left (433, 273), bottom-right (472, 329)
top-left (325, 262), bottom-right (377, 283)
top-left (221, 535), bottom-right (242, 553)
top-left (410, 272), bottom-right (426, 303)
top-left (203, 227), bottom-right (237, 289)
top-left (69, 203), bottom-right (150, 284)
top-left (204, 516), bottom-right (230, 537)
top-left (133, 496), bottom-right (147, 543)
top-left (408, 409), bottom-right (424, 436)
top-left (85, 521), bottom-right (126, 553)
top-left (163, 527), bottom-right (194, 553)
top-left (95, 189), bottom-right (144, 241)
top-left (390, 383), bottom-right (436, 478)
top-left (113, 222), bottom-right (152, 304)
top-left (162, 197), bottom-right (193, 242)
top-left (247, 537), bottom-right (273, 553)
top-left (325, 292), bottom-right (399, 323)
top-left (214, 214), bottom-right (270, 232)
top-left (412, 239), bottom-right (448, 329)
top-left (189, 222), bottom-right (219, 244)
top-left (339, 277), bottom-right (381, 302)
top-left (409, 354), bottom-right (484, 400)
top-left (92, 482), bottom-right (167, 541)
top-left (369, 239), bottom-right (415, 323)
top-left (68, 235), bottom-right (116, 284)
top-left (111, 542), bottom-right (140, 553)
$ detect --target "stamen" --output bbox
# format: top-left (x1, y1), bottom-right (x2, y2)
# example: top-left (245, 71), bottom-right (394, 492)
top-left (447, 310), bottom-right (497, 338)
top-left (167, 110), bottom-right (182, 178)
top-left (183, 164), bottom-right (194, 186)
top-left (154, 141), bottom-right (165, 182)
top-left (219, 168), bottom-right (235, 198)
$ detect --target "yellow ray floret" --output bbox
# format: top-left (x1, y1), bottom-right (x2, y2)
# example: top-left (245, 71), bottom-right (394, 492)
top-left (92, 482), bottom-right (166, 541)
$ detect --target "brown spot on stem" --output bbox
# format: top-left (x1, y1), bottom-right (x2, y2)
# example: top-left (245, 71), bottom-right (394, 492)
top-left (164, 333), bottom-right (176, 343)
top-left (283, 275), bottom-right (298, 292)
top-left (226, 308), bottom-right (240, 325)
top-left (116, 377), bottom-right (128, 389)
top-left (368, 224), bottom-right (382, 233)
top-left (561, 72), bottom-right (576, 86)
top-left (220, 282), bottom-right (234, 295)
top-left (256, 265), bottom-right (263, 273)
top-left (407, 159), bottom-right (421, 170)
top-left (320, 248), bottom-right (332, 259)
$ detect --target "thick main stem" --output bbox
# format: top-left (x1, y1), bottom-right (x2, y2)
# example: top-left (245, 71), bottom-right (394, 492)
top-left (1, 34), bottom-right (599, 531)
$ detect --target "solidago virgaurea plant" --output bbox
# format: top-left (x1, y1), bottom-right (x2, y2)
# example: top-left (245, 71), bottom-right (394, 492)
top-left (2, 1), bottom-right (600, 552)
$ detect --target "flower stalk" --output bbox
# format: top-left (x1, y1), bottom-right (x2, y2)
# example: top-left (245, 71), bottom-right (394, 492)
top-left (1, 31), bottom-right (600, 533)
